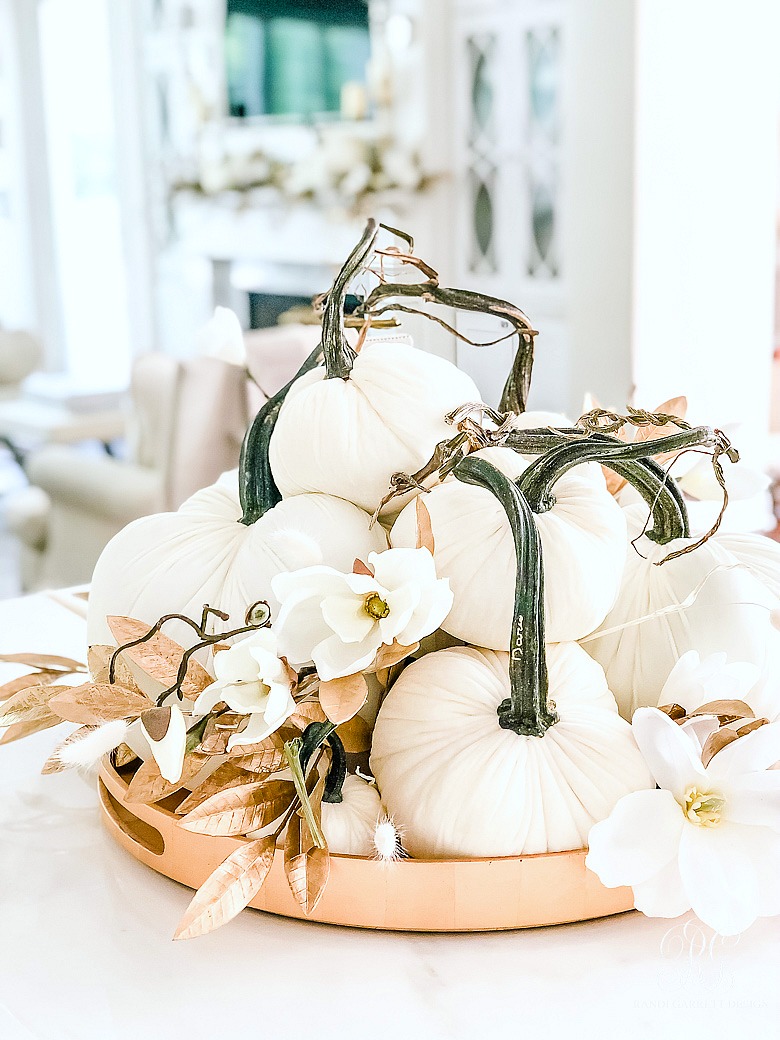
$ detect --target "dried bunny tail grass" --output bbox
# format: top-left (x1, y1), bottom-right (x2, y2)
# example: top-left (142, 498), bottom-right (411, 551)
top-left (56, 719), bottom-right (129, 771)
top-left (264, 530), bottom-right (323, 569)
top-left (373, 813), bottom-right (406, 863)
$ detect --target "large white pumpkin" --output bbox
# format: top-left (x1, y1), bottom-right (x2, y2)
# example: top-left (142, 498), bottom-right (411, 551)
top-left (584, 504), bottom-right (780, 719)
top-left (372, 455), bottom-right (654, 858)
top-left (269, 337), bottom-right (480, 515)
top-left (88, 481), bottom-right (387, 647)
top-left (370, 644), bottom-right (654, 858)
top-left (390, 445), bottom-right (626, 645)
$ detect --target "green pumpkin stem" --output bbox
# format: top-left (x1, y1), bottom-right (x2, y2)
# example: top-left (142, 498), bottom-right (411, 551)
top-left (238, 344), bottom-right (322, 525)
top-left (517, 427), bottom-right (720, 544)
top-left (505, 428), bottom-right (690, 544)
top-left (322, 218), bottom-right (379, 380)
top-left (238, 220), bottom-right (381, 524)
top-left (356, 282), bottom-right (537, 413)
top-left (454, 456), bottom-right (558, 738)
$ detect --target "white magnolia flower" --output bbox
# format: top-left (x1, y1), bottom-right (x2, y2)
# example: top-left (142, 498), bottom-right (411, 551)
top-left (586, 707), bottom-right (780, 935)
top-left (193, 630), bottom-right (296, 750)
top-left (272, 547), bottom-right (453, 682)
top-left (197, 306), bottom-right (245, 366)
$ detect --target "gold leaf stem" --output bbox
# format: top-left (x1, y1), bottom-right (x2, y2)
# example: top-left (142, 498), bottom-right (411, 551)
top-left (283, 738), bottom-right (326, 849)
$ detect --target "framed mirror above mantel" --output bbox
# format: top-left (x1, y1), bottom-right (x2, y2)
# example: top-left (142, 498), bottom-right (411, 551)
top-left (140, 0), bottom-right (440, 337)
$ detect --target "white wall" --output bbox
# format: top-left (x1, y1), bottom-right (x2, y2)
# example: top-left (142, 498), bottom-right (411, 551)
top-left (562, 0), bottom-right (637, 415)
top-left (632, 0), bottom-right (779, 435)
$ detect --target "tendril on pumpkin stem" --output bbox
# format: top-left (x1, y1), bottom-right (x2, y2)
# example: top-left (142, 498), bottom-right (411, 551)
top-left (107, 601), bottom-right (272, 707)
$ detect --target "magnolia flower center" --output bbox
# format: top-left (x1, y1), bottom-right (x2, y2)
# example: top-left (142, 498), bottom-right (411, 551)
top-left (683, 786), bottom-right (725, 828)
top-left (364, 593), bottom-right (390, 620)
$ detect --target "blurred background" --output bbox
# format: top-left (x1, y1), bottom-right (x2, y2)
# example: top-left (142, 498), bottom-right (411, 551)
top-left (0, 0), bottom-right (779, 596)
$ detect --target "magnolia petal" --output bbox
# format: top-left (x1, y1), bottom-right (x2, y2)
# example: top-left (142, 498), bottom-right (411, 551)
top-left (227, 713), bottom-right (274, 752)
top-left (263, 683), bottom-right (296, 729)
top-left (751, 825), bottom-right (780, 917)
top-left (396, 579), bottom-right (454, 647)
top-left (274, 593), bottom-right (333, 668)
top-left (369, 546), bottom-right (437, 591)
top-left (321, 594), bottom-right (376, 644)
top-left (248, 644), bottom-right (288, 684)
top-left (271, 565), bottom-right (347, 604)
top-left (659, 651), bottom-right (706, 708)
top-left (220, 680), bottom-right (268, 714)
top-left (585, 789), bottom-right (684, 888)
top-left (143, 705), bottom-right (187, 784)
top-left (344, 572), bottom-right (389, 597)
top-left (312, 630), bottom-right (383, 682)
top-left (680, 716), bottom-right (721, 753)
top-left (379, 584), bottom-right (420, 644)
top-left (632, 707), bottom-right (707, 799)
top-left (706, 721), bottom-right (780, 783)
top-left (632, 855), bottom-right (691, 919)
top-left (725, 771), bottom-right (780, 831)
top-left (193, 681), bottom-right (228, 716)
top-left (679, 822), bottom-right (760, 936)
top-left (214, 631), bottom-right (277, 684)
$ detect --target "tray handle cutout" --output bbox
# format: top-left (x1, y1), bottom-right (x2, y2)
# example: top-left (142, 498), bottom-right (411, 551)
top-left (99, 779), bottom-right (165, 856)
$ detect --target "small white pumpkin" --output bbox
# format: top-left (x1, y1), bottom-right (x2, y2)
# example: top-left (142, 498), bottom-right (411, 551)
top-left (584, 503), bottom-right (780, 719)
top-left (372, 457), bottom-right (654, 858)
top-left (270, 338), bottom-right (480, 516)
top-left (321, 774), bottom-right (382, 856)
top-left (390, 445), bottom-right (627, 645)
top-left (88, 481), bottom-right (387, 648)
top-left (266, 223), bottom-right (480, 517)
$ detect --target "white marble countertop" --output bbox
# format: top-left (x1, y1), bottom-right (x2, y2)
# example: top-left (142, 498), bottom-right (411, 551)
top-left (0, 593), bottom-right (778, 1040)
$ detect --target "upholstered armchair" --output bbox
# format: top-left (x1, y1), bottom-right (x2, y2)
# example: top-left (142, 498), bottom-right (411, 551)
top-left (5, 323), bottom-right (321, 592)
top-left (0, 330), bottom-right (42, 400)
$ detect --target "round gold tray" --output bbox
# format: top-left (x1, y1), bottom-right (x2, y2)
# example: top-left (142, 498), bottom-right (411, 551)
top-left (98, 760), bottom-right (634, 932)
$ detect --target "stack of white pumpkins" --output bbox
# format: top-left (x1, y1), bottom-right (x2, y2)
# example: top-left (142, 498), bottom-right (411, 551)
top-left (88, 220), bottom-right (780, 863)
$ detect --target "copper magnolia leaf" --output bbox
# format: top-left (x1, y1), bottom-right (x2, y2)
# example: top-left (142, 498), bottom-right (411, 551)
top-left (197, 712), bottom-right (245, 755)
top-left (415, 496), bottom-right (436, 554)
top-left (0, 715), bottom-right (62, 745)
top-left (319, 672), bottom-right (368, 725)
top-left (229, 725), bottom-right (300, 771)
top-left (0, 684), bottom-right (74, 728)
top-left (113, 743), bottom-right (138, 768)
top-left (125, 752), bottom-right (209, 805)
top-left (352, 558), bottom-right (374, 577)
top-left (284, 813), bottom-right (330, 915)
top-left (690, 699), bottom-right (755, 723)
top-left (40, 726), bottom-right (95, 774)
top-left (48, 683), bottom-right (151, 726)
top-left (0, 652), bottom-right (85, 673)
top-left (658, 703), bottom-right (687, 722)
top-left (701, 728), bottom-right (740, 767)
top-left (736, 717), bottom-right (768, 738)
top-left (289, 700), bottom-right (328, 727)
top-left (336, 714), bottom-right (372, 754)
top-left (372, 640), bottom-right (419, 673)
top-left (0, 670), bottom-right (65, 702)
top-left (179, 779), bottom-right (295, 837)
top-left (106, 616), bottom-right (212, 698)
top-left (87, 645), bottom-right (144, 693)
top-left (173, 837), bottom-right (276, 941)
top-left (175, 761), bottom-right (255, 815)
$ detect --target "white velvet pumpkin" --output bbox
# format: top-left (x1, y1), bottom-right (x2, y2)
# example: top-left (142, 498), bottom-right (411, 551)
top-left (370, 644), bottom-right (654, 858)
top-left (390, 446), bottom-right (626, 646)
top-left (87, 481), bottom-right (387, 648)
top-left (584, 504), bottom-right (780, 720)
top-left (321, 774), bottom-right (382, 856)
top-left (269, 337), bottom-right (480, 515)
